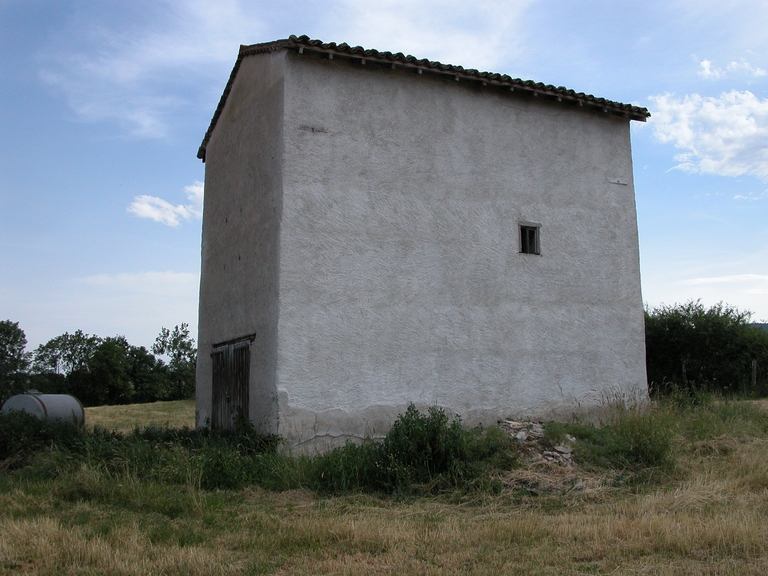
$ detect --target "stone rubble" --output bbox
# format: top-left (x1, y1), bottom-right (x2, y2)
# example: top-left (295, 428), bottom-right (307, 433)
top-left (498, 420), bottom-right (577, 466)
top-left (496, 420), bottom-right (611, 499)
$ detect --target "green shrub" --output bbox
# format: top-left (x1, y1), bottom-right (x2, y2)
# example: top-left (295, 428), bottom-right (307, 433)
top-left (0, 410), bottom-right (85, 466)
top-left (380, 405), bottom-right (469, 486)
top-left (645, 301), bottom-right (768, 396)
top-left (311, 405), bottom-right (517, 494)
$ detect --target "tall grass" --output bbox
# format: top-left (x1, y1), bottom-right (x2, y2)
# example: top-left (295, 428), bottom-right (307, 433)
top-left (547, 405), bottom-right (675, 472)
top-left (3, 395), bottom-right (768, 496)
top-left (4, 397), bottom-right (768, 574)
top-left (1, 410), bottom-right (286, 490)
top-left (2, 405), bottom-right (516, 495)
top-left (544, 392), bottom-right (768, 486)
top-left (0, 410), bottom-right (86, 469)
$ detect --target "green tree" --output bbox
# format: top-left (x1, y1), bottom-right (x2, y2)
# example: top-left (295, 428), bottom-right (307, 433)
top-left (32, 330), bottom-right (101, 375)
top-left (25, 372), bottom-right (66, 395)
top-left (88, 337), bottom-right (134, 405)
top-left (31, 330), bottom-right (108, 406)
top-left (21, 326), bottom-right (197, 406)
top-left (645, 301), bottom-right (768, 395)
top-left (152, 323), bottom-right (197, 400)
top-left (0, 320), bottom-right (32, 402)
top-left (127, 344), bottom-right (169, 403)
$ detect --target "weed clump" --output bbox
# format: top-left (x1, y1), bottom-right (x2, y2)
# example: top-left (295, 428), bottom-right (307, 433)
top-left (311, 405), bottom-right (517, 494)
top-left (547, 407), bottom-right (674, 472)
top-left (0, 411), bottom-right (282, 490)
top-left (0, 410), bottom-right (85, 468)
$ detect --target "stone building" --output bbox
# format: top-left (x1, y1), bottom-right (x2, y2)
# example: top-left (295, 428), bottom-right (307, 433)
top-left (195, 35), bottom-right (650, 448)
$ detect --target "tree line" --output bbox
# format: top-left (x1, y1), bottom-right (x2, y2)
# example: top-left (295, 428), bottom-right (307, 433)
top-left (0, 321), bottom-right (196, 406)
top-left (3, 301), bottom-right (768, 407)
top-left (645, 301), bottom-right (768, 396)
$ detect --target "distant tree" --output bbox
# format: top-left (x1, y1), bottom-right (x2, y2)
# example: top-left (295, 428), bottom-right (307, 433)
top-left (0, 320), bottom-right (32, 402)
top-left (25, 372), bottom-right (67, 395)
top-left (87, 337), bottom-right (134, 405)
top-left (645, 301), bottom-right (768, 395)
top-left (63, 368), bottom-right (95, 406)
top-left (127, 344), bottom-right (169, 403)
top-left (153, 323), bottom-right (197, 400)
top-left (18, 325), bottom-right (197, 406)
top-left (30, 330), bottom-right (103, 405)
top-left (32, 330), bottom-right (101, 375)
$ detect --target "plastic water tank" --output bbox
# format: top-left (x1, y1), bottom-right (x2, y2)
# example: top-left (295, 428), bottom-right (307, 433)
top-left (1, 391), bottom-right (85, 426)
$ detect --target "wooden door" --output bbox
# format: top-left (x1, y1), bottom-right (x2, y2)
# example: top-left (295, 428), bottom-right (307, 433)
top-left (211, 339), bottom-right (251, 430)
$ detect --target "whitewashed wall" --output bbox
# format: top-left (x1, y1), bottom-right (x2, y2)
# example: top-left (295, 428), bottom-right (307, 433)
top-left (196, 51), bottom-right (285, 432)
top-left (198, 50), bottom-right (648, 448)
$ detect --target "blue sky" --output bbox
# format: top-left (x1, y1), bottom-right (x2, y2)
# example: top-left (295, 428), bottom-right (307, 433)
top-left (1, 0), bottom-right (767, 351)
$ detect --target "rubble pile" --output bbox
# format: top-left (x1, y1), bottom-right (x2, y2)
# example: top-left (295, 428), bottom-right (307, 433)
top-left (496, 420), bottom-right (612, 499)
top-left (498, 420), bottom-right (577, 466)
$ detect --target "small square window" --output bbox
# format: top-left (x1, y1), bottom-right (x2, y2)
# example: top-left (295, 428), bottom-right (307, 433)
top-left (520, 225), bottom-right (540, 255)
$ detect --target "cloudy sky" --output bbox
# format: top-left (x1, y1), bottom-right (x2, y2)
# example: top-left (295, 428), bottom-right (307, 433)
top-left (1, 0), bottom-right (767, 350)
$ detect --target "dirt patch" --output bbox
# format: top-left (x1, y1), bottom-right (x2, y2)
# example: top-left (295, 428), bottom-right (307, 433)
top-left (501, 463), bottom-right (608, 500)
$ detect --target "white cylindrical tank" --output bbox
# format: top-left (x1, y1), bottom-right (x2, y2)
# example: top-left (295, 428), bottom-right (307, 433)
top-left (1, 391), bottom-right (85, 426)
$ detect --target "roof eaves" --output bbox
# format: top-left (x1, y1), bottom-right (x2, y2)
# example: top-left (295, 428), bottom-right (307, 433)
top-left (198, 35), bottom-right (650, 162)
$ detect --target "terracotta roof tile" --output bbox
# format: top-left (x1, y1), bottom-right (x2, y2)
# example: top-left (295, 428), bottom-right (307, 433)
top-left (198, 35), bottom-right (650, 161)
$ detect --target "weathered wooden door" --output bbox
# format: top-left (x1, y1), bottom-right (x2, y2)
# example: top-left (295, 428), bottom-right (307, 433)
top-left (211, 338), bottom-right (251, 430)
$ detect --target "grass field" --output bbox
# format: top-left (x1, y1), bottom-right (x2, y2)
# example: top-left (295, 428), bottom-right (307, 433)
top-left (84, 399), bottom-right (195, 431)
top-left (3, 398), bottom-right (768, 574)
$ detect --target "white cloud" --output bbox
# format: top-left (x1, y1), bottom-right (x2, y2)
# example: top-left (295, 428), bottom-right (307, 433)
top-left (697, 58), bottom-right (767, 80)
top-left (128, 181), bottom-right (203, 226)
top-left (649, 90), bottom-right (768, 179)
top-left (40, 0), bottom-right (537, 136)
top-left (734, 190), bottom-right (768, 201)
top-left (697, 59), bottom-right (723, 79)
top-left (40, 0), bottom-right (266, 138)
top-left (328, 0), bottom-right (536, 72)
top-left (727, 59), bottom-right (768, 77)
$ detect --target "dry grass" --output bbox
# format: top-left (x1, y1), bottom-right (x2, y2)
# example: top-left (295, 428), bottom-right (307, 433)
top-left (2, 441), bottom-right (768, 574)
top-left (84, 399), bottom-right (194, 431)
top-left (751, 398), bottom-right (768, 413)
top-left (3, 400), bottom-right (768, 574)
